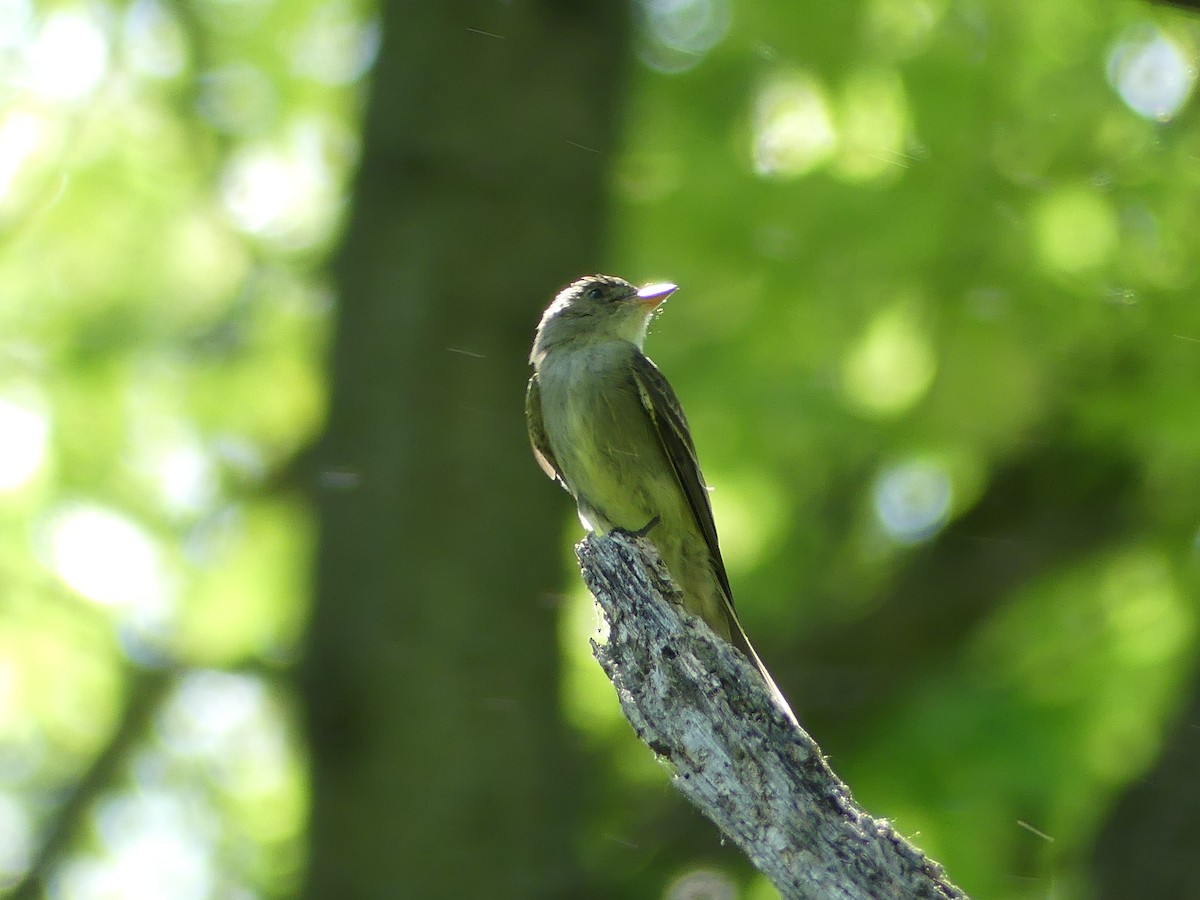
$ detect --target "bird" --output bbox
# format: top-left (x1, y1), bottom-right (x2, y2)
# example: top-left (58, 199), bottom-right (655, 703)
top-left (526, 273), bottom-right (794, 723)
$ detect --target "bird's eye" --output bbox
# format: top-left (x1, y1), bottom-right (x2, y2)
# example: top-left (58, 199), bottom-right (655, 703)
top-left (586, 286), bottom-right (604, 301)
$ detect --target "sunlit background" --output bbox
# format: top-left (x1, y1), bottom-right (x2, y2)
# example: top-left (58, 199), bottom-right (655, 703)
top-left (3, 0), bottom-right (1200, 897)
top-left (1, 0), bottom-right (368, 894)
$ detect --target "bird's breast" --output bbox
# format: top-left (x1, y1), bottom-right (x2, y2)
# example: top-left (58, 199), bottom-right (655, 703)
top-left (537, 344), bottom-right (677, 533)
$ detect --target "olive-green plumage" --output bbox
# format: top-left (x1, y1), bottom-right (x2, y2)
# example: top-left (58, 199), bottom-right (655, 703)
top-left (526, 274), bottom-right (793, 721)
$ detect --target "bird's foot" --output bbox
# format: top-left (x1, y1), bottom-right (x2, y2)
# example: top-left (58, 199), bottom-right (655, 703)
top-left (614, 515), bottom-right (660, 539)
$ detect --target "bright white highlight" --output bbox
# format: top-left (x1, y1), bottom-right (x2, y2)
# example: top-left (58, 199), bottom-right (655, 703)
top-left (54, 792), bottom-right (215, 900)
top-left (0, 395), bottom-right (48, 491)
top-left (44, 504), bottom-right (167, 612)
top-left (159, 671), bottom-right (291, 797)
top-left (1107, 25), bottom-right (1196, 122)
top-left (28, 9), bottom-right (109, 101)
top-left (220, 122), bottom-right (339, 247)
top-left (0, 111), bottom-right (45, 202)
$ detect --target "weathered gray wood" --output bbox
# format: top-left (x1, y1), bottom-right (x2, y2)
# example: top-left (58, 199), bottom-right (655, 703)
top-left (577, 531), bottom-right (969, 900)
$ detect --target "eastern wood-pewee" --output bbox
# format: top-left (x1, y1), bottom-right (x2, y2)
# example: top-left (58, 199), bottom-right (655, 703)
top-left (527, 274), bottom-right (793, 719)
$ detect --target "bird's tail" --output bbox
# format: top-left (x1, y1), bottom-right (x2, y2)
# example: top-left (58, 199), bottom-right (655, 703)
top-left (723, 600), bottom-right (799, 728)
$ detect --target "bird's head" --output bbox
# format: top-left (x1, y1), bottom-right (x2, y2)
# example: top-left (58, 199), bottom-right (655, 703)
top-left (531, 274), bottom-right (677, 362)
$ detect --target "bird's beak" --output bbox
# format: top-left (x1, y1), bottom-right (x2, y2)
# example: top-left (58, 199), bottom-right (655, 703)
top-left (635, 282), bottom-right (678, 307)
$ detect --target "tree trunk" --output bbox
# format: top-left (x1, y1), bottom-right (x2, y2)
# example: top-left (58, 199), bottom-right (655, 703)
top-left (302, 2), bottom-right (629, 897)
top-left (1090, 670), bottom-right (1200, 899)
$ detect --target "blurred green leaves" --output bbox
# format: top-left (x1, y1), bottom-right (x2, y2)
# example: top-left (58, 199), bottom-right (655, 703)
top-left (0, 0), bottom-right (369, 893)
top-left (591, 0), bottom-right (1200, 894)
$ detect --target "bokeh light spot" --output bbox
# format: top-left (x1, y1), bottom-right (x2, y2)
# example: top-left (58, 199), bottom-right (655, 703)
top-left (835, 68), bottom-right (911, 183)
top-left (863, 0), bottom-right (945, 59)
top-left (197, 63), bottom-right (277, 135)
top-left (159, 671), bottom-right (294, 805)
top-left (873, 458), bottom-right (953, 545)
top-left (220, 123), bottom-right (340, 248)
top-left (0, 792), bottom-right (32, 883)
top-left (752, 71), bottom-right (837, 178)
top-left (706, 470), bottom-right (786, 573)
top-left (0, 393), bottom-right (48, 492)
top-left (55, 791), bottom-right (215, 900)
top-left (1033, 186), bottom-right (1118, 274)
top-left (28, 8), bottom-right (109, 101)
top-left (122, 0), bottom-right (187, 79)
top-left (1107, 24), bottom-right (1196, 122)
top-left (41, 504), bottom-right (169, 616)
top-left (637, 0), bottom-right (730, 74)
top-left (291, 3), bottom-right (380, 85)
top-left (1102, 552), bottom-right (1192, 666)
top-left (0, 110), bottom-right (46, 203)
top-left (664, 867), bottom-right (738, 900)
top-left (841, 300), bottom-right (936, 416)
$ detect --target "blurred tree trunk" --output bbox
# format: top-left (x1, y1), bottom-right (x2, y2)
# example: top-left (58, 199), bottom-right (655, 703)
top-left (1090, 669), bottom-right (1200, 899)
top-left (301, 2), bottom-right (629, 897)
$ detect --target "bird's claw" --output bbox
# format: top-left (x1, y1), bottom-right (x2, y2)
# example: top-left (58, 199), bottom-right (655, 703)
top-left (614, 515), bottom-right (660, 539)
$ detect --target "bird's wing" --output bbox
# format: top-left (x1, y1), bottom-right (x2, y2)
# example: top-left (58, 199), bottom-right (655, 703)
top-left (629, 352), bottom-right (735, 608)
top-left (632, 353), bottom-right (799, 725)
top-left (525, 373), bottom-right (567, 489)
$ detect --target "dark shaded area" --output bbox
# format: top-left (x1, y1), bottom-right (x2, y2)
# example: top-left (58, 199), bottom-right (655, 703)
top-left (1092, 672), bottom-right (1200, 899)
top-left (792, 442), bottom-right (1139, 732)
top-left (301, 1), bottom-right (629, 897)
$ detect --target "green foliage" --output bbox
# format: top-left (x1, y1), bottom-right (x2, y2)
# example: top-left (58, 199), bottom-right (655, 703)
top-left (0, 0), bottom-right (369, 893)
top-left (573, 0), bottom-right (1200, 895)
